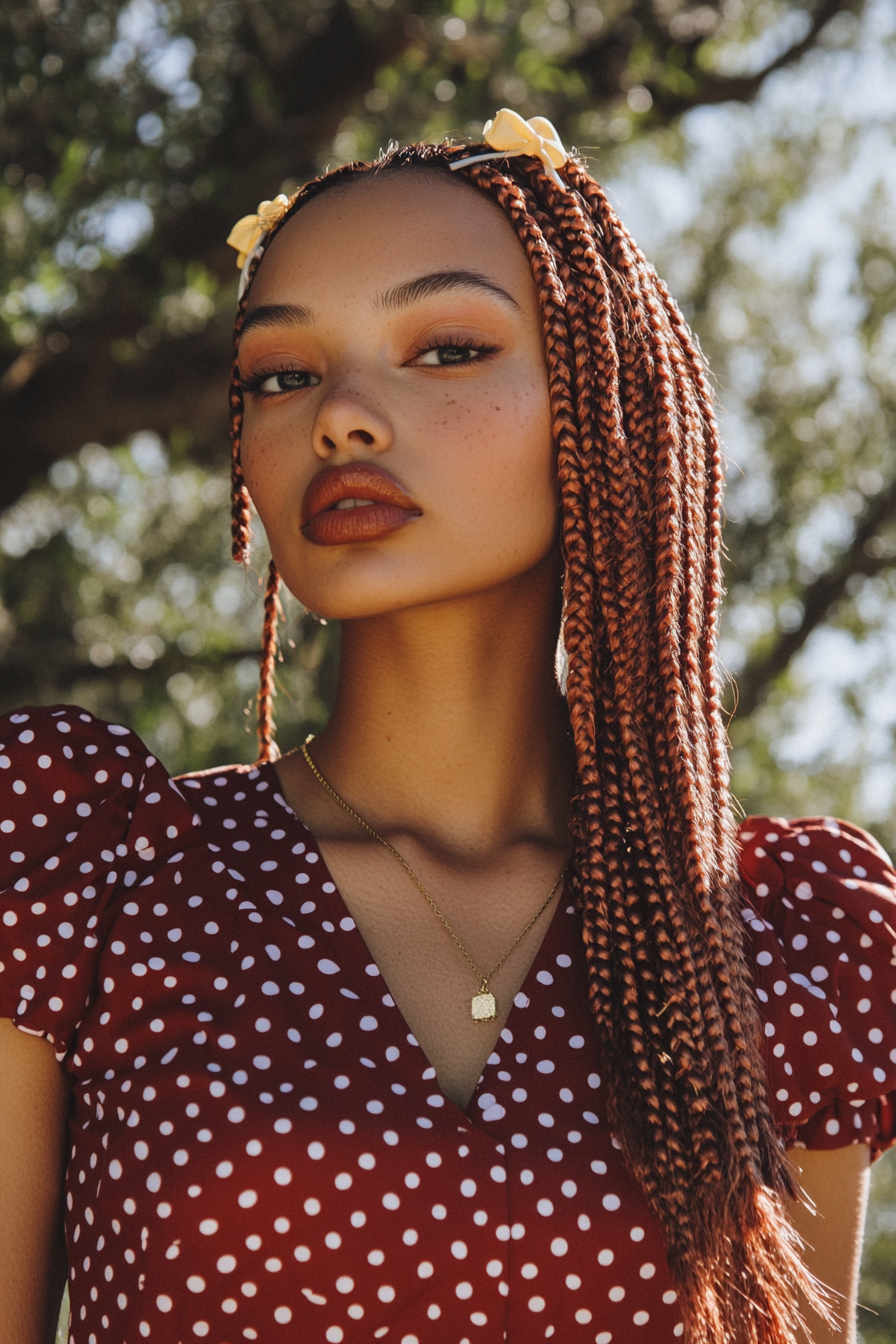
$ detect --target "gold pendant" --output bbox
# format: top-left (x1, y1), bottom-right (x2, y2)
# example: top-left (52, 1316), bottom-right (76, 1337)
top-left (471, 991), bottom-right (496, 1022)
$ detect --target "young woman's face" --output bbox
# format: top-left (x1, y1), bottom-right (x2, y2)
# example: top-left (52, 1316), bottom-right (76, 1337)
top-left (238, 171), bottom-right (556, 619)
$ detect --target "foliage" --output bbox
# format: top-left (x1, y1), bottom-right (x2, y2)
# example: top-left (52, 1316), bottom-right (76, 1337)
top-left (0, 434), bottom-right (336, 769)
top-left (0, 0), bottom-right (864, 509)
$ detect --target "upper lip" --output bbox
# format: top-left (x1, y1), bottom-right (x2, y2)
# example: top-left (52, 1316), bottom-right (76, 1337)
top-left (301, 463), bottom-right (420, 526)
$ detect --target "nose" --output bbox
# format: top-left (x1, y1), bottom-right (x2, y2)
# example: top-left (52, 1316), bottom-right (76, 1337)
top-left (311, 378), bottom-right (394, 461)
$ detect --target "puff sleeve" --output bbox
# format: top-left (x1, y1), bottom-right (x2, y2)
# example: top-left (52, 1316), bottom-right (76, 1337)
top-left (739, 815), bottom-right (896, 1158)
top-left (0, 705), bottom-right (196, 1058)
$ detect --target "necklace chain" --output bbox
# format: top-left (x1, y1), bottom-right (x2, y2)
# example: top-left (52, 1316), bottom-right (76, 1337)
top-left (300, 740), bottom-right (566, 1021)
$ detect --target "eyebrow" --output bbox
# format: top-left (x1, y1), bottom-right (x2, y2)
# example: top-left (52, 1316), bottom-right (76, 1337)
top-left (240, 303), bottom-right (315, 337)
top-left (376, 269), bottom-right (520, 313)
top-left (240, 270), bottom-right (520, 339)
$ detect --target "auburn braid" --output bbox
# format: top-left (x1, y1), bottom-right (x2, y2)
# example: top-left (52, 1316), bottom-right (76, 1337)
top-left (567, 164), bottom-right (783, 1163)
top-left (227, 144), bottom-right (829, 1339)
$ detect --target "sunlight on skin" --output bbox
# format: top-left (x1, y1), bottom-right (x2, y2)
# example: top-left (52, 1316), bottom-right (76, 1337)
top-left (0, 1019), bottom-right (69, 1344)
top-left (789, 1144), bottom-right (871, 1344)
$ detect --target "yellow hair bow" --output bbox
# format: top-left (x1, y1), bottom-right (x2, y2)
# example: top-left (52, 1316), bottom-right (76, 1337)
top-left (450, 109), bottom-right (568, 187)
top-left (226, 194), bottom-right (290, 294)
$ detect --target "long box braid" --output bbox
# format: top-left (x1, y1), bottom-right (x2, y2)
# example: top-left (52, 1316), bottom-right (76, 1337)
top-left (228, 143), bottom-right (829, 1343)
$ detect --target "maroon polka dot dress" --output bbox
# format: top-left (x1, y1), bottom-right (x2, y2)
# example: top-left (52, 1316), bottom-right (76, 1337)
top-left (2, 706), bottom-right (895, 1344)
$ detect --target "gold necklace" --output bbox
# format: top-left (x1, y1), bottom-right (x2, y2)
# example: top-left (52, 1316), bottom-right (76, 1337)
top-left (300, 740), bottom-right (566, 1023)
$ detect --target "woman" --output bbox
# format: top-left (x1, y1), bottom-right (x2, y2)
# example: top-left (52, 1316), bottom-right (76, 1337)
top-left (2, 114), bottom-right (894, 1344)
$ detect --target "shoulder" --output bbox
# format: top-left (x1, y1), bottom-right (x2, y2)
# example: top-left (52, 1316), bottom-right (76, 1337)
top-left (0, 704), bottom-right (199, 863)
top-left (0, 705), bottom-right (197, 1050)
top-left (737, 814), bottom-right (895, 903)
top-left (736, 814), bottom-right (896, 1156)
top-left (3, 702), bottom-right (166, 809)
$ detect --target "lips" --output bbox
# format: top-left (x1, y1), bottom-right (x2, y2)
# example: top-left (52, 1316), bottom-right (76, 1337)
top-left (301, 463), bottom-right (422, 546)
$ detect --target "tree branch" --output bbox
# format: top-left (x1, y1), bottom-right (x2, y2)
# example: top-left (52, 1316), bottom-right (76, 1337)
top-left (571, 0), bottom-right (861, 119)
top-left (652, 0), bottom-right (859, 114)
top-left (731, 478), bottom-right (896, 720)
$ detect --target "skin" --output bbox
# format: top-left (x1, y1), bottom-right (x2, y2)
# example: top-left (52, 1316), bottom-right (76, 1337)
top-left (0, 1020), bottom-right (69, 1344)
top-left (789, 1145), bottom-right (870, 1344)
top-left (0, 171), bottom-right (870, 1341)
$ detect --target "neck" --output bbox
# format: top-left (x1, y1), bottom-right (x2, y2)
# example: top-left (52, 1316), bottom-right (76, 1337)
top-left (304, 555), bottom-right (574, 862)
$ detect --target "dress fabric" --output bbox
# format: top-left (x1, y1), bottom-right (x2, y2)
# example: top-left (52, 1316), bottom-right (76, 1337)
top-left (1, 706), bottom-right (895, 1344)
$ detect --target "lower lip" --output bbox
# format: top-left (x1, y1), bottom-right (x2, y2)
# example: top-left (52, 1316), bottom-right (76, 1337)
top-left (302, 503), bottom-right (421, 546)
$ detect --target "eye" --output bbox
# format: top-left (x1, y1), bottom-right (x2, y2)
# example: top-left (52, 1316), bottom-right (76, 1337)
top-left (413, 339), bottom-right (498, 367)
top-left (243, 368), bottom-right (321, 396)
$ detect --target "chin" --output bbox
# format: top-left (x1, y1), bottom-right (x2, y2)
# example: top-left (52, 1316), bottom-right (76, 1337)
top-left (277, 532), bottom-right (560, 621)
top-left (280, 569), bottom-right (445, 622)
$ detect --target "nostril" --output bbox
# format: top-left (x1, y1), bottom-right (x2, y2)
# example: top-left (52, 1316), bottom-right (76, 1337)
top-left (322, 434), bottom-right (336, 451)
top-left (351, 430), bottom-right (375, 446)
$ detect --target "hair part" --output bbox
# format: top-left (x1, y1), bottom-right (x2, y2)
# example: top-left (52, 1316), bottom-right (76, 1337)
top-left (229, 143), bottom-right (829, 1342)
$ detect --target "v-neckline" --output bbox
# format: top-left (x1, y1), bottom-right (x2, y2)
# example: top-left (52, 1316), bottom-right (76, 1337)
top-left (262, 761), bottom-right (568, 1120)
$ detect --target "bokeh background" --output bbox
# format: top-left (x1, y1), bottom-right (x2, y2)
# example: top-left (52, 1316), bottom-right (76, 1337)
top-left (1, 0), bottom-right (895, 1334)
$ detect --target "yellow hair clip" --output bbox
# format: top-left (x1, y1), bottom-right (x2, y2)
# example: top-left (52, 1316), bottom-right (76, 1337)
top-left (226, 194), bottom-right (290, 295)
top-left (450, 109), bottom-right (568, 187)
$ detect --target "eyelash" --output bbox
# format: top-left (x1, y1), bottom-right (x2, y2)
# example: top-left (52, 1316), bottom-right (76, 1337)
top-left (238, 336), bottom-right (501, 399)
top-left (410, 335), bottom-right (500, 364)
top-left (238, 365), bottom-right (317, 398)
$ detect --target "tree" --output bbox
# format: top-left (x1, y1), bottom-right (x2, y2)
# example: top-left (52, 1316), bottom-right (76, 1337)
top-left (1, 0), bottom-right (868, 509)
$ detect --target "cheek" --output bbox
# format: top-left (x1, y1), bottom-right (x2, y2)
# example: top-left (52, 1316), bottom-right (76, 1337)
top-left (429, 374), bottom-right (556, 542)
top-left (240, 421), bottom-right (298, 530)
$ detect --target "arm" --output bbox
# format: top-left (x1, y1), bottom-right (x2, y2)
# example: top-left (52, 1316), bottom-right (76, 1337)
top-left (0, 1019), bottom-right (70, 1344)
top-left (788, 1144), bottom-right (871, 1344)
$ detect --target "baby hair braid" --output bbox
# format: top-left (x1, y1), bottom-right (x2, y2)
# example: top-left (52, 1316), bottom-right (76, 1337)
top-left (228, 143), bottom-right (828, 1340)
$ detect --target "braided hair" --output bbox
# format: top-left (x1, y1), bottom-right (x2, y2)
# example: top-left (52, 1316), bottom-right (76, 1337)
top-left (228, 143), bottom-right (827, 1342)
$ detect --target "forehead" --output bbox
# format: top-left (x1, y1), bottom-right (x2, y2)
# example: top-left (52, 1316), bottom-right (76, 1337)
top-left (246, 172), bottom-right (535, 308)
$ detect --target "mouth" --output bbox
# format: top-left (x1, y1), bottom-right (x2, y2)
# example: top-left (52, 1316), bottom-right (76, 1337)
top-left (301, 463), bottom-right (422, 547)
